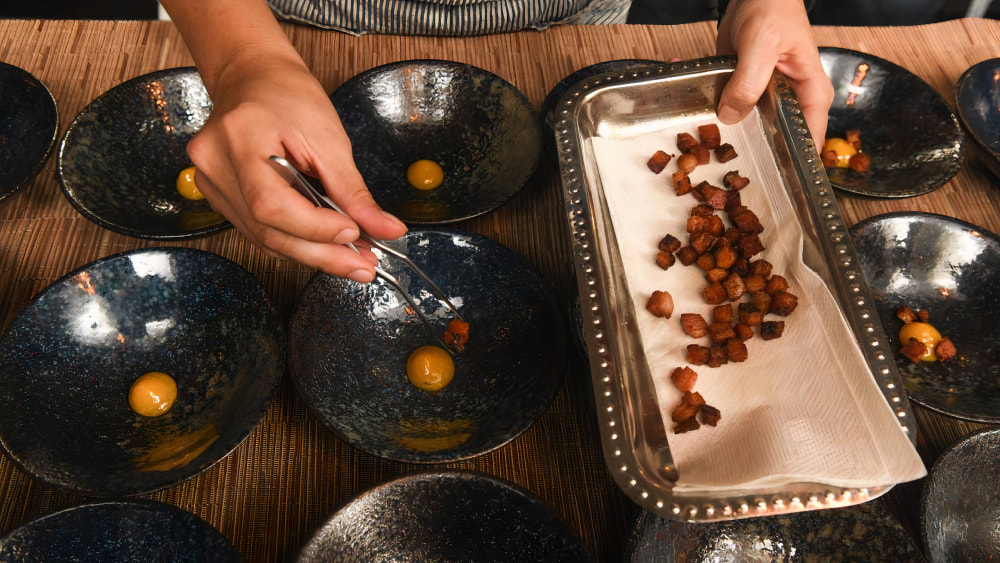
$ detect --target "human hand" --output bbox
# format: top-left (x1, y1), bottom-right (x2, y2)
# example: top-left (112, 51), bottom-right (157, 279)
top-left (186, 49), bottom-right (408, 282)
top-left (716, 0), bottom-right (833, 148)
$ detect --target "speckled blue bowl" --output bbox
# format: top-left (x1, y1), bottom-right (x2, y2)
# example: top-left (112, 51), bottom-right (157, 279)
top-left (956, 57), bottom-right (1000, 179)
top-left (330, 60), bottom-right (542, 225)
top-left (0, 247), bottom-right (284, 496)
top-left (0, 500), bottom-right (241, 562)
top-left (57, 67), bottom-right (229, 239)
top-left (0, 62), bottom-right (59, 203)
top-left (819, 47), bottom-right (964, 198)
top-left (288, 229), bottom-right (566, 463)
top-left (297, 471), bottom-right (591, 562)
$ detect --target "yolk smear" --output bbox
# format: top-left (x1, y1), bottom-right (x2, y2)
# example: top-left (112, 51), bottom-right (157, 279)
top-left (129, 371), bottom-right (178, 417)
top-left (821, 138), bottom-right (857, 168)
top-left (176, 166), bottom-right (205, 200)
top-left (899, 322), bottom-right (942, 362)
top-left (406, 160), bottom-right (444, 190)
top-left (406, 345), bottom-right (455, 391)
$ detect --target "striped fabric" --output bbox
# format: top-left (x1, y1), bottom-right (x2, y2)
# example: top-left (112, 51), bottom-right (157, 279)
top-left (267, 0), bottom-right (631, 36)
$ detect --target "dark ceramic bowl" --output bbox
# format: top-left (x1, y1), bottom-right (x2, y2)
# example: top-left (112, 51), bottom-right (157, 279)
top-left (330, 59), bottom-right (542, 224)
top-left (0, 62), bottom-right (59, 203)
top-left (955, 57), bottom-right (1000, 179)
top-left (57, 67), bottom-right (229, 239)
top-left (297, 471), bottom-right (591, 562)
top-left (0, 500), bottom-right (240, 561)
top-left (922, 427), bottom-right (1000, 562)
top-left (849, 212), bottom-right (1000, 422)
top-left (819, 47), bottom-right (963, 198)
top-left (624, 500), bottom-right (924, 561)
top-left (0, 247), bottom-right (284, 496)
top-left (540, 59), bottom-right (660, 162)
top-left (289, 229), bottom-right (566, 463)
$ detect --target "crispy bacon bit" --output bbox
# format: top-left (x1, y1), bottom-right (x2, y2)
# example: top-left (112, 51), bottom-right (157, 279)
top-left (677, 132), bottom-right (699, 154)
top-left (690, 233), bottom-right (716, 255)
top-left (687, 344), bottom-right (710, 365)
top-left (646, 150), bottom-right (673, 173)
top-left (722, 273), bottom-right (747, 301)
top-left (695, 252), bottom-right (716, 272)
top-left (917, 309), bottom-right (930, 323)
top-left (681, 313), bottom-right (709, 338)
top-left (901, 338), bottom-right (928, 362)
top-left (658, 234), bottom-right (682, 254)
top-left (896, 306), bottom-right (918, 323)
top-left (738, 233), bottom-right (765, 258)
top-left (820, 150), bottom-right (839, 168)
top-left (705, 268), bottom-right (729, 283)
top-left (846, 129), bottom-right (861, 149)
top-left (699, 404), bottom-right (721, 426)
top-left (749, 259), bottom-right (773, 278)
top-left (672, 171), bottom-right (692, 196)
top-left (750, 290), bottom-right (772, 314)
top-left (764, 275), bottom-right (789, 295)
top-left (730, 207), bottom-right (763, 234)
top-left (769, 291), bottom-right (799, 316)
top-left (715, 143), bottom-right (738, 163)
top-left (702, 184), bottom-right (729, 210)
top-left (849, 152), bottom-right (871, 173)
top-left (737, 302), bottom-right (763, 326)
top-left (671, 390), bottom-right (706, 423)
top-left (708, 322), bottom-right (736, 343)
top-left (443, 319), bottom-right (470, 352)
top-left (677, 246), bottom-right (698, 266)
top-left (698, 123), bottom-right (721, 149)
top-left (936, 337), bottom-right (957, 362)
top-left (704, 282), bottom-right (727, 305)
top-left (723, 170), bottom-right (750, 191)
top-left (677, 153), bottom-right (698, 174)
top-left (671, 366), bottom-right (698, 392)
top-left (655, 251), bottom-right (675, 270)
top-left (713, 304), bottom-right (734, 324)
top-left (708, 343), bottom-right (729, 367)
top-left (714, 242), bottom-right (737, 270)
top-left (727, 339), bottom-right (748, 362)
top-left (690, 204), bottom-right (714, 217)
top-left (733, 322), bottom-right (754, 341)
top-left (687, 215), bottom-right (709, 234)
top-left (674, 417), bottom-right (701, 433)
top-left (760, 320), bottom-right (785, 340)
top-left (706, 215), bottom-right (726, 237)
top-left (693, 144), bottom-right (711, 165)
top-left (744, 274), bottom-right (766, 293)
top-left (646, 290), bottom-right (674, 318)
top-left (725, 189), bottom-right (743, 213)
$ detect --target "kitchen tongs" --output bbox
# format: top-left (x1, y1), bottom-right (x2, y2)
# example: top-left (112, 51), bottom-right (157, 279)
top-left (268, 156), bottom-right (464, 348)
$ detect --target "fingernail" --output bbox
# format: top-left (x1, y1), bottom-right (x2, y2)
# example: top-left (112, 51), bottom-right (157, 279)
top-left (381, 211), bottom-right (407, 230)
top-left (333, 228), bottom-right (359, 245)
top-left (347, 269), bottom-right (374, 283)
top-left (717, 103), bottom-right (740, 124)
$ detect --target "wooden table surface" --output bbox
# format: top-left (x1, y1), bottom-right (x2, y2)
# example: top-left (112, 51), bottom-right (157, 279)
top-left (1, 17), bottom-right (999, 561)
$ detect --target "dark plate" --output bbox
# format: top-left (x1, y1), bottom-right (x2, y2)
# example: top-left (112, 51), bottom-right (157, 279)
top-left (955, 57), bottom-right (1000, 179)
top-left (0, 247), bottom-right (284, 496)
top-left (849, 212), bottom-right (1000, 422)
top-left (0, 62), bottom-right (59, 203)
top-left (922, 427), bottom-right (1000, 562)
top-left (297, 470), bottom-right (591, 562)
top-left (540, 59), bottom-right (660, 162)
top-left (819, 47), bottom-right (963, 198)
top-left (0, 500), bottom-right (240, 562)
top-left (57, 67), bottom-right (230, 239)
top-left (289, 229), bottom-right (566, 463)
top-left (625, 500), bottom-right (925, 562)
top-left (330, 59), bottom-right (542, 224)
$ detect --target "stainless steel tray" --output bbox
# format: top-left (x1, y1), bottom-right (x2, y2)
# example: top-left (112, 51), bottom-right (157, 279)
top-left (553, 56), bottom-right (916, 521)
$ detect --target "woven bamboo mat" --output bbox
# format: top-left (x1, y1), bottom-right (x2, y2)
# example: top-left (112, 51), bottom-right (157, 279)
top-left (1, 18), bottom-right (999, 561)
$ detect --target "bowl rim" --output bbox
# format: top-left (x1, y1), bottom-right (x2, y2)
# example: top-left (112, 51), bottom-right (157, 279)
top-left (0, 61), bottom-right (60, 204)
top-left (955, 57), bottom-right (1000, 171)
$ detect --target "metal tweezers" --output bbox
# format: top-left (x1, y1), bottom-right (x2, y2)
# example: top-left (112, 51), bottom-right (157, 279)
top-left (268, 156), bottom-right (464, 350)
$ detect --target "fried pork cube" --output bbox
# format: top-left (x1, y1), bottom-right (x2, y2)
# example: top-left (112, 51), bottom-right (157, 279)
top-left (699, 404), bottom-right (721, 426)
top-left (896, 306), bottom-right (918, 323)
top-left (820, 150), bottom-right (839, 168)
top-left (744, 274), bottom-right (766, 293)
top-left (713, 303), bottom-right (734, 324)
top-left (701, 184), bottom-right (729, 211)
top-left (681, 313), bottom-right (709, 338)
top-left (655, 251), bottom-right (675, 270)
top-left (730, 207), bottom-right (763, 234)
top-left (737, 302), bottom-right (763, 326)
top-left (674, 417), bottom-right (701, 434)
top-left (705, 268), bottom-right (729, 283)
top-left (936, 337), bottom-right (957, 361)
top-left (846, 129), bottom-right (862, 149)
top-left (658, 233), bottom-right (682, 254)
top-left (646, 150), bottom-right (673, 174)
top-left (714, 241), bottom-right (737, 270)
top-left (764, 274), bottom-right (789, 295)
top-left (738, 233), bottom-right (765, 258)
top-left (443, 319), bottom-right (471, 352)
top-left (901, 338), bottom-right (928, 362)
top-left (760, 320), bottom-right (785, 340)
top-left (723, 170), bottom-right (750, 191)
top-left (727, 338), bottom-right (748, 362)
top-left (677, 132), bottom-right (699, 154)
top-left (917, 309), bottom-right (930, 323)
top-left (722, 272), bottom-right (747, 301)
top-left (687, 344), bottom-right (710, 365)
top-left (677, 246), bottom-right (699, 266)
top-left (704, 282), bottom-right (727, 305)
top-left (671, 366), bottom-right (698, 392)
top-left (769, 291), bottom-right (799, 316)
top-left (698, 123), bottom-right (721, 149)
top-left (672, 391), bottom-right (706, 422)
top-left (695, 252), bottom-right (716, 272)
top-left (677, 153), bottom-right (698, 174)
top-left (690, 203), bottom-right (715, 217)
top-left (750, 290), bottom-right (772, 314)
top-left (732, 257), bottom-right (750, 277)
top-left (715, 142), bottom-right (738, 163)
top-left (672, 170), bottom-right (692, 196)
top-left (709, 322), bottom-right (736, 343)
top-left (646, 290), bottom-right (674, 318)
top-left (690, 232), bottom-right (716, 255)
top-left (733, 322), bottom-right (755, 341)
top-left (706, 215), bottom-right (726, 237)
top-left (687, 215), bottom-right (709, 234)
top-left (849, 152), bottom-right (871, 173)
top-left (693, 144), bottom-right (711, 165)
top-left (708, 343), bottom-right (729, 367)
top-left (749, 259), bottom-right (773, 278)
top-left (723, 227), bottom-right (742, 246)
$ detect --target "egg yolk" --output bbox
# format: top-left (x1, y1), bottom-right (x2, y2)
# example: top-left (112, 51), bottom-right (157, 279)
top-left (406, 346), bottom-right (455, 392)
top-left (176, 166), bottom-right (205, 200)
top-left (406, 160), bottom-right (444, 190)
top-left (129, 372), bottom-right (178, 417)
top-left (822, 138), bottom-right (857, 168)
top-left (899, 322), bottom-right (942, 362)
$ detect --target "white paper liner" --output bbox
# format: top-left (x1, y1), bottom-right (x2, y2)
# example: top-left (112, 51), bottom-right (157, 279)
top-left (591, 113), bottom-right (926, 492)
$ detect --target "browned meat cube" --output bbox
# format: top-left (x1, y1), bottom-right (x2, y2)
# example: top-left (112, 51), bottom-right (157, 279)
top-left (738, 302), bottom-right (763, 326)
top-left (846, 129), bottom-right (861, 149)
top-left (677, 153), bottom-right (698, 174)
top-left (722, 272), bottom-right (747, 301)
top-left (723, 170), bottom-right (750, 191)
top-left (699, 404), bottom-right (721, 426)
top-left (672, 170), bottom-right (692, 196)
top-left (901, 338), bottom-right (928, 362)
top-left (704, 282), bottom-right (727, 305)
top-left (769, 291), bottom-right (799, 316)
top-left (765, 275), bottom-right (789, 295)
top-left (683, 390), bottom-right (706, 407)
top-left (658, 233), bottom-right (682, 254)
top-left (672, 400), bottom-right (701, 423)
top-left (677, 132), bottom-right (699, 154)
top-left (708, 343), bottom-right (729, 367)
top-left (690, 233), bottom-right (716, 255)
top-left (713, 304), bottom-right (734, 324)
top-left (693, 144), bottom-right (711, 165)
top-left (706, 215), bottom-right (726, 237)
top-left (714, 242), bottom-right (737, 270)
top-left (744, 274), bottom-right (766, 293)
top-left (760, 320), bottom-right (785, 340)
top-left (715, 143), bottom-right (738, 163)
top-left (696, 252), bottom-right (716, 272)
top-left (646, 290), bottom-right (674, 318)
top-left (936, 337), bottom-right (957, 362)
top-left (690, 181), bottom-right (707, 202)
top-left (681, 313), bottom-right (709, 338)
top-left (709, 322), bottom-right (736, 343)
top-left (705, 268), bottom-right (729, 283)
top-left (896, 306), bottom-right (918, 324)
top-left (698, 123), bottom-right (721, 149)
top-left (750, 290), bottom-right (772, 314)
top-left (723, 227), bottom-right (742, 246)
top-left (731, 207), bottom-right (763, 233)
top-left (738, 233), bottom-right (766, 258)
top-left (749, 259), bottom-right (773, 278)
top-left (727, 339), bottom-right (749, 362)
top-left (687, 216), bottom-right (709, 234)
top-left (725, 189), bottom-right (743, 213)
top-left (821, 150), bottom-right (839, 168)
top-left (702, 184), bottom-right (729, 210)
top-left (687, 344), bottom-right (710, 365)
top-left (734, 322), bottom-right (755, 341)
top-left (655, 251), bottom-right (675, 270)
top-left (646, 150), bottom-right (672, 173)
top-left (733, 257), bottom-right (750, 277)
top-left (690, 203), bottom-right (715, 217)
top-left (671, 366), bottom-right (698, 392)
top-left (677, 246), bottom-right (698, 266)
top-left (674, 417), bottom-right (701, 433)
top-left (849, 152), bottom-right (871, 173)
top-left (917, 309), bottom-right (930, 323)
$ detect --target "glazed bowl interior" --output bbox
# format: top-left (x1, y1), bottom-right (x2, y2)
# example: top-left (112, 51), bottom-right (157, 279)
top-left (955, 57), bottom-right (1000, 179)
top-left (0, 247), bottom-right (284, 496)
top-left (330, 59), bottom-right (542, 224)
top-left (0, 62), bottom-right (59, 203)
top-left (57, 67), bottom-right (228, 239)
top-left (289, 230), bottom-right (566, 463)
top-left (819, 47), bottom-right (963, 198)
